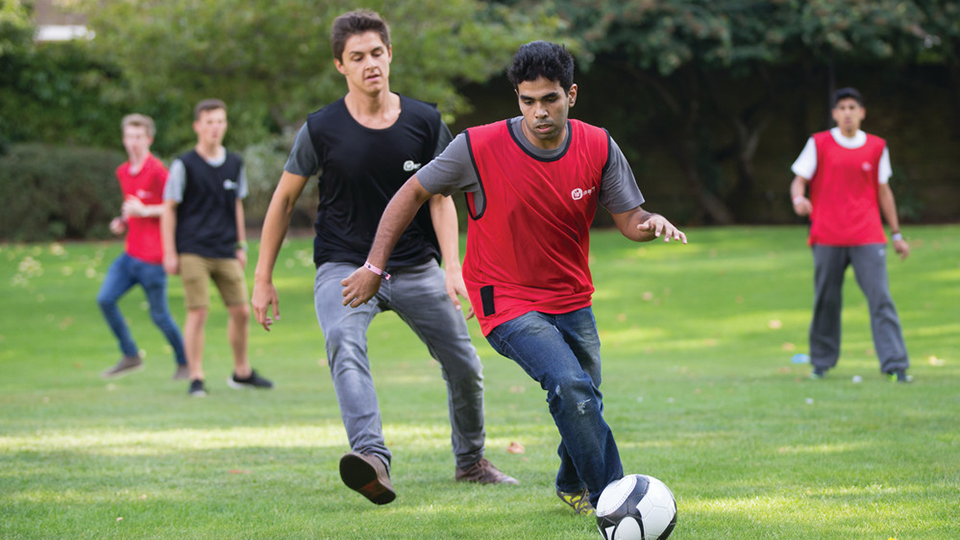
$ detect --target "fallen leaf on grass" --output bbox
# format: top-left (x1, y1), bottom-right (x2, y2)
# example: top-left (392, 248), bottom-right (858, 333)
top-left (506, 441), bottom-right (525, 454)
top-left (228, 469), bottom-right (251, 474)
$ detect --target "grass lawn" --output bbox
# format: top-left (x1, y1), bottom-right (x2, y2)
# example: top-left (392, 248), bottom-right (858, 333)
top-left (1, 225), bottom-right (957, 540)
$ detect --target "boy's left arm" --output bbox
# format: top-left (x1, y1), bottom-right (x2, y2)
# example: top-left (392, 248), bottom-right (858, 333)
top-left (879, 183), bottom-right (909, 260)
top-left (612, 206), bottom-right (687, 244)
top-left (235, 198), bottom-right (247, 268)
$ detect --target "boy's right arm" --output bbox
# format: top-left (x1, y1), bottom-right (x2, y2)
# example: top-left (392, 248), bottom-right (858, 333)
top-left (790, 175), bottom-right (812, 216)
top-left (252, 171), bottom-right (309, 331)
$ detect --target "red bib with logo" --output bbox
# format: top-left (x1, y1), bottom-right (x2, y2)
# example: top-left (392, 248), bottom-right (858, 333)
top-left (463, 119), bottom-right (609, 335)
top-left (808, 131), bottom-right (887, 246)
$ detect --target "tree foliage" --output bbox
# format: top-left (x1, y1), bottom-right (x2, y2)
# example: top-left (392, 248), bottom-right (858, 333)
top-left (76, 0), bottom-right (566, 150)
top-left (553, 0), bottom-right (947, 223)
top-left (0, 0), bottom-right (32, 57)
top-left (0, 1), bottom-right (132, 150)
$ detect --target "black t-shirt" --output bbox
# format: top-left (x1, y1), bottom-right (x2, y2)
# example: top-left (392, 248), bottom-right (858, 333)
top-left (300, 95), bottom-right (445, 269)
top-left (175, 150), bottom-right (242, 258)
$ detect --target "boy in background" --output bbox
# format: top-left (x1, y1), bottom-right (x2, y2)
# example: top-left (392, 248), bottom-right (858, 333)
top-left (99, 114), bottom-right (188, 381)
top-left (162, 99), bottom-right (273, 397)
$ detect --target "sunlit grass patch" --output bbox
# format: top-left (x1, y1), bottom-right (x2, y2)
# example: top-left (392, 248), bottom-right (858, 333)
top-left (1, 226), bottom-right (959, 540)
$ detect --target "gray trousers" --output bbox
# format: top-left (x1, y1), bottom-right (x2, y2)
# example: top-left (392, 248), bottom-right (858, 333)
top-left (810, 244), bottom-right (909, 374)
top-left (314, 260), bottom-right (485, 470)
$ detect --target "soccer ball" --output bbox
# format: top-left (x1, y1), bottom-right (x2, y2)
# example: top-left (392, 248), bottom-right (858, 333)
top-left (595, 474), bottom-right (677, 540)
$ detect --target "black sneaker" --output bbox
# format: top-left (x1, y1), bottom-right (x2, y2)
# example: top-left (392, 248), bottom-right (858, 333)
top-left (810, 367), bottom-right (827, 380)
top-left (227, 369), bottom-right (274, 390)
top-left (101, 355), bottom-right (144, 379)
top-left (887, 369), bottom-right (914, 383)
top-left (188, 379), bottom-right (207, 397)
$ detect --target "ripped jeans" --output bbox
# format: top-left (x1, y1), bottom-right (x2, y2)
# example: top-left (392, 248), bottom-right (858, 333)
top-left (486, 307), bottom-right (622, 506)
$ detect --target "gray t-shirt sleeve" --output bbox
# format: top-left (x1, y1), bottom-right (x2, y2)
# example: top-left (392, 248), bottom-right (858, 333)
top-left (417, 125), bottom-right (643, 215)
top-left (284, 123), bottom-right (321, 177)
top-left (164, 159), bottom-right (186, 203)
top-left (237, 165), bottom-right (248, 199)
top-left (416, 132), bottom-right (480, 196)
top-left (283, 119), bottom-right (451, 178)
top-left (598, 136), bottom-right (645, 214)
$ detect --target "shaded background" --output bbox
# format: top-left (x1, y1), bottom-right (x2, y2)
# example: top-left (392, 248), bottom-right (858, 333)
top-left (2, 0), bottom-right (957, 241)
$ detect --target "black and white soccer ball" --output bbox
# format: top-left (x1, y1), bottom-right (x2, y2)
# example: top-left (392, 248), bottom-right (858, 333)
top-left (595, 474), bottom-right (677, 540)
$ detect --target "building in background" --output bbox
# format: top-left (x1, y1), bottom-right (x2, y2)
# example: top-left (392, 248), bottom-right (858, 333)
top-left (32, 0), bottom-right (92, 42)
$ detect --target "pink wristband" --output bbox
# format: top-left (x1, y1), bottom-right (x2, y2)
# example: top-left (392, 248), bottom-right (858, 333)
top-left (363, 261), bottom-right (391, 281)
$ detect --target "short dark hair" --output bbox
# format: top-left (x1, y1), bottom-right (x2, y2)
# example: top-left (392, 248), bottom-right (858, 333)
top-left (507, 41), bottom-right (575, 92)
top-left (194, 98), bottom-right (226, 120)
top-left (331, 10), bottom-right (390, 62)
top-left (833, 87), bottom-right (863, 107)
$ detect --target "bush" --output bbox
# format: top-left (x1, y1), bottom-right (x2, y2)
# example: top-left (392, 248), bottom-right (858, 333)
top-left (0, 143), bottom-right (125, 241)
top-left (241, 131), bottom-right (318, 228)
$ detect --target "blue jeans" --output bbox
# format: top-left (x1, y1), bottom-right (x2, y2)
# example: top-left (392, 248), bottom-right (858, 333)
top-left (486, 307), bottom-right (622, 506)
top-left (314, 261), bottom-right (486, 470)
top-left (97, 253), bottom-right (186, 365)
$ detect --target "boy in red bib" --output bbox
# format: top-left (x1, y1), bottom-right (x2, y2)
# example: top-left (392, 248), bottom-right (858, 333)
top-left (790, 87), bottom-right (912, 382)
top-left (343, 41), bottom-right (686, 515)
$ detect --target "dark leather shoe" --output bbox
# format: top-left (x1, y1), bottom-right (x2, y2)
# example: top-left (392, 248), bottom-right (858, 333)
top-left (339, 452), bottom-right (396, 505)
top-left (455, 457), bottom-right (519, 485)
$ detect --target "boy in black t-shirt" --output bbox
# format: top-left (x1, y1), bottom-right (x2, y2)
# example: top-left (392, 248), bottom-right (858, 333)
top-left (252, 11), bottom-right (515, 505)
top-left (163, 99), bottom-right (273, 397)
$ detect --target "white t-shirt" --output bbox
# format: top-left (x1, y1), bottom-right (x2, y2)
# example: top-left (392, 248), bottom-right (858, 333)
top-left (790, 127), bottom-right (892, 184)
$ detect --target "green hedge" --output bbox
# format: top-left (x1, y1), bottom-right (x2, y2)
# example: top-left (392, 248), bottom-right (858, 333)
top-left (0, 143), bottom-right (125, 241)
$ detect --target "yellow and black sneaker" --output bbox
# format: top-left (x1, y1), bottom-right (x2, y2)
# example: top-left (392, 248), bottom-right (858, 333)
top-left (557, 487), bottom-right (595, 516)
top-left (887, 369), bottom-right (913, 383)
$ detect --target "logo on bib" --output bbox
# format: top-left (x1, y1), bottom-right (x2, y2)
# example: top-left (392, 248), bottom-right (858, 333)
top-left (571, 187), bottom-right (595, 201)
top-left (223, 179), bottom-right (238, 190)
top-left (861, 162), bottom-right (873, 172)
top-left (403, 160), bottom-right (421, 172)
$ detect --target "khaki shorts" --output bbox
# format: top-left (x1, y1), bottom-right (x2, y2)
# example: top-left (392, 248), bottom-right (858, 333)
top-left (179, 254), bottom-right (248, 310)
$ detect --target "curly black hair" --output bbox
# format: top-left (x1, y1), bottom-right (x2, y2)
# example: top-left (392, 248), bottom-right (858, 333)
top-left (506, 41), bottom-right (574, 92)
